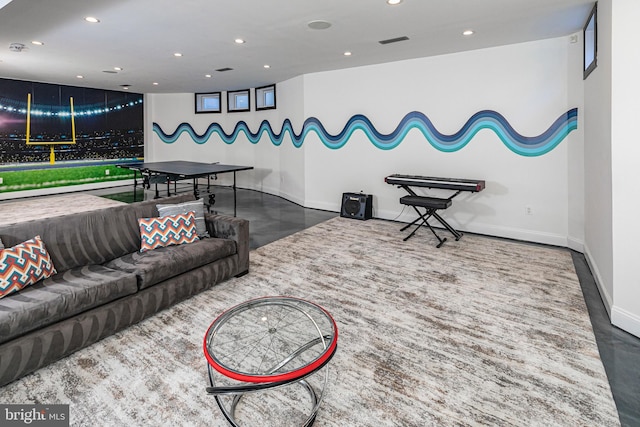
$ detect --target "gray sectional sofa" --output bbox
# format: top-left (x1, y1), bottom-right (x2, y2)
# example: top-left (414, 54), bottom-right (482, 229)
top-left (0, 194), bottom-right (249, 387)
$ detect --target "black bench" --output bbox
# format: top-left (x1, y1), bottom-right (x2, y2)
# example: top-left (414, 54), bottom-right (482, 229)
top-left (399, 195), bottom-right (461, 248)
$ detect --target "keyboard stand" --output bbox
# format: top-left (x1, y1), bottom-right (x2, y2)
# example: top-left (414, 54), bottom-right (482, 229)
top-left (399, 195), bottom-right (455, 248)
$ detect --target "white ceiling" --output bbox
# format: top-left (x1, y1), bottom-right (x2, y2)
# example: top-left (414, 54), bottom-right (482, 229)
top-left (0, 0), bottom-right (595, 94)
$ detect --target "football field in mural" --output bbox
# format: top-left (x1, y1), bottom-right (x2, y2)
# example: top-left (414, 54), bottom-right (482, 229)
top-left (153, 108), bottom-right (577, 157)
top-left (0, 161), bottom-right (137, 193)
top-left (0, 78), bottom-right (144, 194)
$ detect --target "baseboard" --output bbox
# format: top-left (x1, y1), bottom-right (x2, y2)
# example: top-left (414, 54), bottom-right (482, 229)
top-left (583, 245), bottom-right (613, 317)
top-left (277, 189), bottom-right (305, 207)
top-left (238, 183), bottom-right (307, 208)
top-left (370, 207), bottom-right (569, 247)
top-left (611, 306), bottom-right (640, 339)
top-left (305, 198), bottom-right (339, 213)
top-left (249, 191), bottom-right (585, 251)
top-left (567, 236), bottom-right (584, 253)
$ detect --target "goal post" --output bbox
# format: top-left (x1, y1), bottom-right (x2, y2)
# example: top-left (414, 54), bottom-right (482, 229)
top-left (25, 93), bottom-right (76, 164)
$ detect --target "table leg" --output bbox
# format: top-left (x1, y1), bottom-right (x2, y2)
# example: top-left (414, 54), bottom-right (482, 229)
top-left (233, 171), bottom-right (237, 217)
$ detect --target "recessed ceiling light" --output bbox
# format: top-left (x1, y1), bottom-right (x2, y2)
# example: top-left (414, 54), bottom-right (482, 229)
top-left (84, 17), bottom-right (100, 23)
top-left (76, 75), bottom-right (84, 79)
top-left (344, 51), bottom-right (352, 56)
top-left (31, 41), bottom-right (44, 46)
top-left (308, 20), bottom-right (332, 30)
top-left (387, 0), bottom-right (403, 5)
top-left (153, 82), bottom-right (159, 85)
top-left (263, 64), bottom-right (270, 69)
top-left (174, 52), bottom-right (183, 57)
top-left (234, 38), bottom-right (245, 44)
top-left (114, 67), bottom-right (123, 71)
top-left (462, 29), bottom-right (475, 36)
top-left (205, 74), bottom-right (212, 78)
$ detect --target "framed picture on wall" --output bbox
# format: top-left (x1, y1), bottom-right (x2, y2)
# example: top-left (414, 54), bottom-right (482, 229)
top-left (583, 3), bottom-right (597, 80)
top-left (195, 92), bottom-right (221, 113)
top-left (227, 89), bottom-right (250, 112)
top-left (255, 84), bottom-right (276, 110)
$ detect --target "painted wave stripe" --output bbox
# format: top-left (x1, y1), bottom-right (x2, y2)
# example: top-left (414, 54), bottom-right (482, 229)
top-left (153, 108), bottom-right (577, 156)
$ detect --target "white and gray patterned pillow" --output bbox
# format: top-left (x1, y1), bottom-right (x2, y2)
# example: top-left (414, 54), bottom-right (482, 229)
top-left (156, 199), bottom-right (209, 238)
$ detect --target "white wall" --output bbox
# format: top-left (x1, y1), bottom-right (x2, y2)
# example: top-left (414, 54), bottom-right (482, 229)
top-left (302, 37), bottom-right (576, 246)
top-left (146, 76), bottom-right (307, 202)
top-left (583, 0), bottom-right (614, 314)
top-left (149, 36), bottom-right (581, 248)
top-left (582, 0), bottom-right (640, 339)
top-left (567, 33), bottom-right (586, 252)
top-left (610, 0), bottom-right (640, 337)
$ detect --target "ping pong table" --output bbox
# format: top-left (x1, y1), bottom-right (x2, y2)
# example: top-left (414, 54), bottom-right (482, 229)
top-left (117, 161), bottom-right (253, 216)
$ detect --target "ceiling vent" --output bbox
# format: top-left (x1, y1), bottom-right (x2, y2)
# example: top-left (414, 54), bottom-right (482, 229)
top-left (216, 67), bottom-right (233, 72)
top-left (9, 42), bottom-right (26, 52)
top-left (378, 36), bottom-right (409, 45)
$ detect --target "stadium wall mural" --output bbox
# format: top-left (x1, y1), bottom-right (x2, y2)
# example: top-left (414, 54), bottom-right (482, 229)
top-left (0, 78), bottom-right (143, 195)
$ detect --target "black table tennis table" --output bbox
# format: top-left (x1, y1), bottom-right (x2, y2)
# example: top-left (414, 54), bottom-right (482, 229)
top-left (117, 161), bottom-right (253, 216)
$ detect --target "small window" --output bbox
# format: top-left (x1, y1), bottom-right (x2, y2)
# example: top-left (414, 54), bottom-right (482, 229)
top-left (227, 89), bottom-right (250, 112)
top-left (256, 84), bottom-right (276, 110)
top-left (195, 92), bottom-right (221, 113)
top-left (583, 3), bottom-right (597, 80)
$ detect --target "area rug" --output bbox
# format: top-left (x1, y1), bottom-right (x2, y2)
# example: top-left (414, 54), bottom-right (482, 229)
top-left (0, 194), bottom-right (125, 226)
top-left (0, 218), bottom-right (620, 426)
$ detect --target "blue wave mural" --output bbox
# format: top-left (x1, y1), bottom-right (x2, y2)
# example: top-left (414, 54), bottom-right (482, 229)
top-left (153, 108), bottom-right (577, 157)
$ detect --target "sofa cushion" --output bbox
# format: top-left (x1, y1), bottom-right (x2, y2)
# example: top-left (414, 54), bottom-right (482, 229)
top-left (0, 264), bottom-right (137, 345)
top-left (104, 237), bottom-right (236, 290)
top-left (157, 198), bottom-right (209, 238)
top-left (138, 211), bottom-right (199, 253)
top-left (0, 194), bottom-right (196, 275)
top-left (0, 236), bottom-right (57, 300)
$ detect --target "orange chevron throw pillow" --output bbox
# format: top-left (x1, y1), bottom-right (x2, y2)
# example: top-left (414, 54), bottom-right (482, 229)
top-left (0, 235), bottom-right (57, 299)
top-left (138, 211), bottom-right (199, 253)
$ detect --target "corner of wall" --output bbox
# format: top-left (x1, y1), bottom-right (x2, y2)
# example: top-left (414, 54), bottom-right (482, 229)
top-left (611, 306), bottom-right (640, 339)
top-left (584, 244), bottom-right (613, 317)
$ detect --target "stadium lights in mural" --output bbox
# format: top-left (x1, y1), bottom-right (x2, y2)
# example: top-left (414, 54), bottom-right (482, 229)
top-left (25, 93), bottom-right (76, 164)
top-left (153, 108), bottom-right (578, 157)
top-left (0, 77), bottom-right (144, 195)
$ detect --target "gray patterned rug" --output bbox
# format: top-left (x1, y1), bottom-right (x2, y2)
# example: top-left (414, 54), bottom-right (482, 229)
top-left (0, 217), bottom-right (619, 426)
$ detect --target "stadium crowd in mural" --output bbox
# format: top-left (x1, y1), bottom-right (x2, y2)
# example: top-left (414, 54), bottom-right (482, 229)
top-left (0, 77), bottom-right (144, 165)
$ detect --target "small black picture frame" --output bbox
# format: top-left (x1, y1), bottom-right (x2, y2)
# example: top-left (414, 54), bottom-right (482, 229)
top-left (583, 3), bottom-right (597, 80)
top-left (227, 89), bottom-right (250, 112)
top-left (255, 84), bottom-right (276, 111)
top-left (195, 92), bottom-right (221, 114)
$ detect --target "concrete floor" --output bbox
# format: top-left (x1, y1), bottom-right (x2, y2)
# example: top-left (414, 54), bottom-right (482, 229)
top-left (31, 184), bottom-right (640, 425)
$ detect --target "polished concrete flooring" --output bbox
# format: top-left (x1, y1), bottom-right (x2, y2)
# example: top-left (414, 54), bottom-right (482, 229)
top-left (8, 185), bottom-right (640, 425)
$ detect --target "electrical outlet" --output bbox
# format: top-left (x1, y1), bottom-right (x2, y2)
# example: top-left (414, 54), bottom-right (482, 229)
top-left (105, 169), bottom-right (110, 176)
top-left (525, 205), bottom-right (533, 215)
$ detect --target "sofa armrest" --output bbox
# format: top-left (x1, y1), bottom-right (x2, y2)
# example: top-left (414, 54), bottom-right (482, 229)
top-left (204, 213), bottom-right (249, 275)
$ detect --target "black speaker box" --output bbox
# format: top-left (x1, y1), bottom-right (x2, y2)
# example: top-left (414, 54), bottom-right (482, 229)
top-left (340, 193), bottom-right (373, 220)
